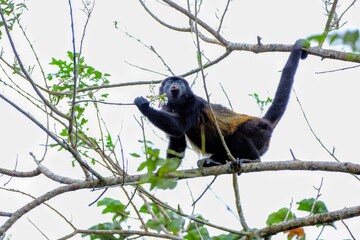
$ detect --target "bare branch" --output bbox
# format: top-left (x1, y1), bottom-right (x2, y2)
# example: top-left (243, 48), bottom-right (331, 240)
top-left (0, 167), bottom-right (40, 178)
top-left (217, 0), bottom-right (232, 33)
top-left (162, 0), bottom-right (229, 45)
top-left (139, 0), bottom-right (190, 32)
top-left (0, 5), bottom-right (70, 120)
top-left (0, 93), bottom-right (104, 181)
top-left (232, 173), bottom-right (250, 231)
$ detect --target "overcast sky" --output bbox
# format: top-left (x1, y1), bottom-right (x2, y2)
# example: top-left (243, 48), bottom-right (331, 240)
top-left (1, 0), bottom-right (360, 239)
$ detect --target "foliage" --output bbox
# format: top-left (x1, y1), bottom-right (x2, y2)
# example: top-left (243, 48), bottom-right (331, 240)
top-left (0, 0), bottom-right (27, 38)
top-left (267, 197), bottom-right (334, 239)
top-left (147, 83), bottom-right (167, 107)
top-left (139, 202), bottom-right (185, 234)
top-left (47, 51), bottom-right (110, 102)
top-left (131, 141), bottom-right (181, 190)
top-left (83, 198), bottom-right (130, 240)
top-left (46, 52), bottom-right (113, 164)
top-left (248, 92), bottom-right (272, 113)
top-left (86, 198), bottom-right (242, 240)
top-left (308, 29), bottom-right (360, 52)
top-left (297, 198), bottom-right (336, 229)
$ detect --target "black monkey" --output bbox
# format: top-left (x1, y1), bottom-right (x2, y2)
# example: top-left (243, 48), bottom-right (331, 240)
top-left (134, 39), bottom-right (308, 167)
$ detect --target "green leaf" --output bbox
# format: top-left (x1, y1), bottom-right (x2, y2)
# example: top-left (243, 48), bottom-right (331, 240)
top-left (297, 198), bottom-right (328, 214)
top-left (297, 198), bottom-right (336, 229)
top-left (136, 145), bottom-right (165, 173)
top-left (97, 198), bottom-right (130, 222)
top-left (157, 158), bottom-right (181, 177)
top-left (106, 134), bottom-right (114, 149)
top-left (185, 225), bottom-right (211, 240)
top-left (166, 216), bottom-right (185, 234)
top-left (130, 152), bottom-right (140, 158)
top-left (307, 34), bottom-right (325, 44)
top-left (60, 128), bottom-right (69, 137)
top-left (139, 174), bottom-right (178, 190)
top-left (146, 219), bottom-right (163, 232)
top-left (266, 208), bottom-right (295, 226)
top-left (139, 202), bottom-right (160, 215)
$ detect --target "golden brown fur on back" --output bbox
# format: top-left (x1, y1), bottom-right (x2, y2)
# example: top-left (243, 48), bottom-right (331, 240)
top-left (203, 104), bottom-right (257, 135)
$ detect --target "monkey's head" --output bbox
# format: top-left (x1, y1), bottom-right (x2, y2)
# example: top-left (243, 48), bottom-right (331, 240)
top-left (160, 77), bottom-right (192, 104)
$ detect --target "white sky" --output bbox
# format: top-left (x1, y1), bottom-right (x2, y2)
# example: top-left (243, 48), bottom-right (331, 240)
top-left (1, 0), bottom-right (360, 239)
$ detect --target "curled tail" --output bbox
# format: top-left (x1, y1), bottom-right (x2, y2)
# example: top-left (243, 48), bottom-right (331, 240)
top-left (263, 39), bottom-right (308, 127)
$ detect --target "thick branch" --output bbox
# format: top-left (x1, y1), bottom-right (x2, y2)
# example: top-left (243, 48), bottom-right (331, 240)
top-left (62, 229), bottom-right (183, 240)
top-left (254, 205), bottom-right (360, 238)
top-left (1, 160), bottom-right (359, 237)
top-left (227, 42), bottom-right (360, 63)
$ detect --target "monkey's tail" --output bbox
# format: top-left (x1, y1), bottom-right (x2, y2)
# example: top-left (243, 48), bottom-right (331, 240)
top-left (263, 39), bottom-right (308, 128)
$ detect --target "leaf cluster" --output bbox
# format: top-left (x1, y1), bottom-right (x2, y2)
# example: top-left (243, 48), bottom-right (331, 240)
top-left (83, 198), bottom-right (130, 240)
top-left (0, 0), bottom-right (27, 38)
top-left (308, 29), bottom-right (360, 52)
top-left (85, 198), bottom-right (243, 240)
top-left (248, 92), bottom-right (272, 113)
top-left (131, 141), bottom-right (181, 190)
top-left (47, 52), bottom-right (113, 165)
top-left (266, 198), bottom-right (335, 239)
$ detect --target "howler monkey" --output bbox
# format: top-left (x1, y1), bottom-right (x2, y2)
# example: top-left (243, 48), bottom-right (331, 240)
top-left (134, 39), bottom-right (308, 168)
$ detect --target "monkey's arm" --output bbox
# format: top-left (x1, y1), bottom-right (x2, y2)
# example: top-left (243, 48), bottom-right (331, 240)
top-left (134, 96), bottom-right (189, 137)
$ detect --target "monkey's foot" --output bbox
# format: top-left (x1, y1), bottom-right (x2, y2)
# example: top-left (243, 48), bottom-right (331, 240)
top-left (197, 158), bottom-right (222, 168)
top-left (231, 158), bottom-right (261, 175)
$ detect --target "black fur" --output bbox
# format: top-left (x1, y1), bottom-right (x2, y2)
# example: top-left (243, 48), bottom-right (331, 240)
top-left (134, 39), bottom-right (308, 167)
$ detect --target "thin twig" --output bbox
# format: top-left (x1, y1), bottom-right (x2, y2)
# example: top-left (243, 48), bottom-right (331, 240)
top-left (162, 0), bottom-right (229, 45)
top-left (310, 178), bottom-right (324, 215)
top-left (337, 0), bottom-right (358, 25)
top-left (67, 0), bottom-right (79, 140)
top-left (232, 173), bottom-right (250, 231)
top-left (79, 0), bottom-right (95, 57)
top-left (315, 64), bottom-right (360, 74)
top-left (192, 176), bottom-right (217, 206)
top-left (0, 94), bottom-right (103, 181)
top-left (27, 218), bottom-right (50, 240)
top-left (293, 90), bottom-right (360, 181)
top-left (219, 82), bottom-right (233, 110)
top-left (341, 219), bottom-right (356, 240)
top-left (217, 0), bottom-right (231, 33)
top-left (139, 0), bottom-right (191, 32)
top-left (318, 0), bottom-right (339, 47)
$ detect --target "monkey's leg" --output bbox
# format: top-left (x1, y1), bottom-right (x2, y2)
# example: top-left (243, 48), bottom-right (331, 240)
top-left (167, 136), bottom-right (186, 159)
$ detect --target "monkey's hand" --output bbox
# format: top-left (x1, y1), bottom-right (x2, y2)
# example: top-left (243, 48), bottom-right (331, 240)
top-left (134, 96), bottom-right (150, 111)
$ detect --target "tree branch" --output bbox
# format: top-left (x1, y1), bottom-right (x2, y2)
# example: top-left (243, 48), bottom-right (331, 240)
top-left (254, 205), bottom-right (360, 238)
top-left (1, 159), bottom-right (359, 237)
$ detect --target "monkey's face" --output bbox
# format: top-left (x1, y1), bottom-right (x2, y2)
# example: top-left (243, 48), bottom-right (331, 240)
top-left (160, 77), bottom-right (190, 103)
